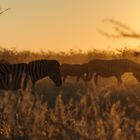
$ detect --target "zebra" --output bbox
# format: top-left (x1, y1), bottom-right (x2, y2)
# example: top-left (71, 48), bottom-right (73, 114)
top-left (9, 63), bottom-right (28, 90)
top-left (0, 59), bottom-right (10, 90)
top-left (23, 59), bottom-right (62, 91)
top-left (86, 59), bottom-right (140, 85)
top-left (21, 59), bottom-right (62, 108)
top-left (0, 63), bottom-right (28, 90)
top-left (0, 63), bottom-right (10, 90)
top-left (0, 60), bottom-right (62, 109)
top-left (0, 59), bottom-right (62, 91)
top-left (60, 63), bottom-right (89, 83)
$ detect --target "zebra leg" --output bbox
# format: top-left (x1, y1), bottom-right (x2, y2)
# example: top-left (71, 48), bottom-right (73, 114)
top-left (81, 72), bottom-right (91, 84)
top-left (62, 75), bottom-right (67, 82)
top-left (81, 75), bottom-right (86, 83)
top-left (9, 73), bottom-right (15, 90)
top-left (87, 72), bottom-right (93, 81)
top-left (94, 73), bottom-right (99, 86)
top-left (7, 74), bottom-right (12, 89)
top-left (23, 74), bottom-right (30, 91)
top-left (116, 75), bottom-right (122, 85)
top-left (81, 75), bottom-right (89, 86)
top-left (16, 89), bottom-right (23, 103)
top-left (31, 82), bottom-right (37, 109)
top-left (3, 74), bottom-right (9, 89)
top-left (9, 72), bottom-right (21, 90)
top-left (15, 73), bottom-right (25, 101)
top-left (76, 76), bottom-right (80, 83)
top-left (20, 90), bottom-right (23, 102)
top-left (13, 73), bottom-right (23, 90)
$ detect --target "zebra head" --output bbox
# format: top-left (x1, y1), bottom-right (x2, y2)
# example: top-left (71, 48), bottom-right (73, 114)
top-left (47, 60), bottom-right (62, 86)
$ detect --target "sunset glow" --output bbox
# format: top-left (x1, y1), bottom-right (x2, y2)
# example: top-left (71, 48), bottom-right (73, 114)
top-left (0, 0), bottom-right (140, 52)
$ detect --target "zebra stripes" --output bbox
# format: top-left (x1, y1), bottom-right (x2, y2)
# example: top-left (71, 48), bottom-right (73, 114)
top-left (0, 63), bottom-right (10, 89)
top-left (9, 63), bottom-right (28, 90)
top-left (0, 63), bottom-right (27, 90)
top-left (0, 59), bottom-right (62, 91)
top-left (24, 59), bottom-right (62, 90)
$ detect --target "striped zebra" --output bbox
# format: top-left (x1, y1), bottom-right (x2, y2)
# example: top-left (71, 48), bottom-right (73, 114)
top-left (60, 63), bottom-right (89, 83)
top-left (22, 59), bottom-right (62, 107)
top-left (9, 63), bottom-right (28, 90)
top-left (23, 59), bottom-right (62, 91)
top-left (0, 59), bottom-right (62, 91)
top-left (0, 63), bottom-right (27, 90)
top-left (0, 59), bottom-right (10, 90)
top-left (86, 59), bottom-right (140, 85)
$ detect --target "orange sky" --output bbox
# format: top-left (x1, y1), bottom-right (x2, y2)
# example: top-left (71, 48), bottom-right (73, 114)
top-left (0, 0), bottom-right (140, 52)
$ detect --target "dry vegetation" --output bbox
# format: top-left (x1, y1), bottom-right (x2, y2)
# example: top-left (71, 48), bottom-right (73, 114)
top-left (0, 47), bottom-right (140, 140)
top-left (1, 47), bottom-right (140, 64)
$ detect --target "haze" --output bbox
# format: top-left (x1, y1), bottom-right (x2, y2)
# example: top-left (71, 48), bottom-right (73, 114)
top-left (0, 0), bottom-right (140, 52)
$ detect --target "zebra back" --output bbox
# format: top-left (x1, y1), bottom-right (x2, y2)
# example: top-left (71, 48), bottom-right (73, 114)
top-left (87, 59), bottom-right (140, 75)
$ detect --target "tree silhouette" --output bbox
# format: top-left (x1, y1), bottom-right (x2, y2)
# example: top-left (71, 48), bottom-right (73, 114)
top-left (99, 19), bottom-right (140, 39)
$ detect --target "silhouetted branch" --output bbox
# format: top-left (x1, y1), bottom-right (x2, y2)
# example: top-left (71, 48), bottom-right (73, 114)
top-left (99, 19), bottom-right (140, 39)
top-left (0, 8), bottom-right (11, 15)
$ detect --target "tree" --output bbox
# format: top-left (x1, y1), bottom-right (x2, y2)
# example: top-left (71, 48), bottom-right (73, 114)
top-left (99, 19), bottom-right (140, 39)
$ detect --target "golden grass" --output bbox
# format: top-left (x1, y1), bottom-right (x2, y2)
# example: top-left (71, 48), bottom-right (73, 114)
top-left (0, 47), bottom-right (139, 139)
top-left (0, 83), bottom-right (139, 140)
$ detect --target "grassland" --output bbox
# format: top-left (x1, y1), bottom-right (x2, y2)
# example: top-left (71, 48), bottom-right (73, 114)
top-left (0, 47), bottom-right (140, 140)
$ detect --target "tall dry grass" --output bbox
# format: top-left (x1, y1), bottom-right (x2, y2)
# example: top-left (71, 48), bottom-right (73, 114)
top-left (0, 47), bottom-right (140, 139)
top-left (0, 83), bottom-right (139, 140)
top-left (1, 47), bottom-right (140, 64)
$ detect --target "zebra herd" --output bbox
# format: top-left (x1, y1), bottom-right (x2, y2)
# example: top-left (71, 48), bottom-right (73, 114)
top-left (61, 59), bottom-right (140, 85)
top-left (0, 58), bottom-right (140, 92)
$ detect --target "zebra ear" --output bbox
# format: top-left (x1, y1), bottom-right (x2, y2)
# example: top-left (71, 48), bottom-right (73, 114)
top-left (54, 60), bottom-right (60, 66)
top-left (47, 60), bottom-right (60, 67)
